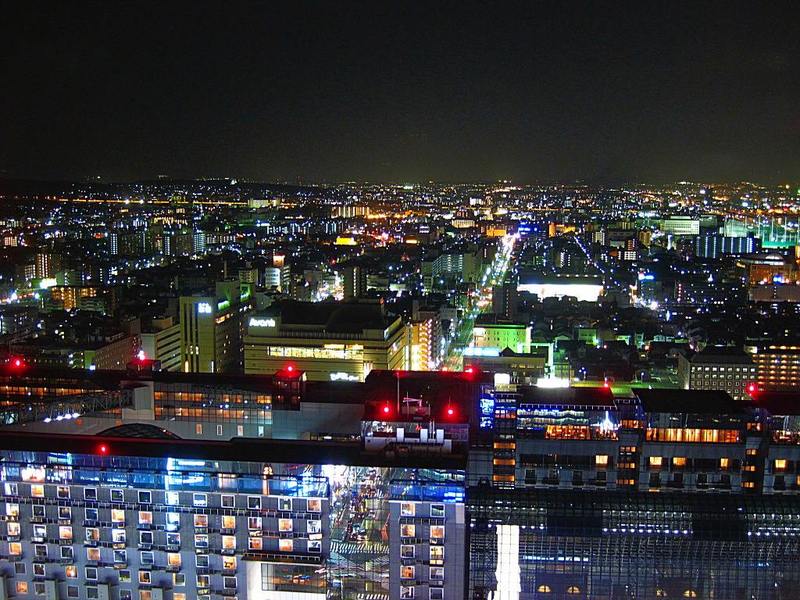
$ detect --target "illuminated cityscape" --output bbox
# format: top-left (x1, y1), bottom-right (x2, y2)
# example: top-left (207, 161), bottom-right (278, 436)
top-left (2, 2), bottom-right (800, 599)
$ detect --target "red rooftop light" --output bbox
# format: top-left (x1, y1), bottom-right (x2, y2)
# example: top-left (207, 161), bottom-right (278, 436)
top-left (747, 383), bottom-right (758, 394)
top-left (447, 407), bottom-right (455, 416)
top-left (382, 403), bottom-right (391, 416)
top-left (286, 365), bottom-right (294, 372)
top-left (98, 444), bottom-right (109, 455)
top-left (13, 358), bottom-right (23, 368)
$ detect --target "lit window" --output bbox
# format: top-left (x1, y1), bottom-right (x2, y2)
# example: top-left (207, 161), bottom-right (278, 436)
top-left (194, 514), bottom-right (209, 528)
top-left (567, 586), bottom-right (581, 594)
top-left (222, 515), bottom-right (236, 530)
top-left (222, 535), bottom-right (236, 551)
top-left (139, 511), bottom-right (153, 525)
top-left (537, 585), bottom-right (552, 593)
top-left (278, 538), bottom-right (293, 552)
top-left (430, 525), bottom-right (445, 540)
top-left (168, 553), bottom-right (182, 568)
top-left (401, 524), bottom-right (416, 538)
top-left (166, 491), bottom-right (180, 505)
top-left (278, 518), bottom-right (293, 533)
top-left (111, 509), bottom-right (125, 525)
top-left (248, 537), bottom-right (263, 550)
top-left (720, 458), bottom-right (729, 469)
top-left (401, 502), bottom-right (416, 517)
top-left (8, 542), bottom-right (22, 556)
top-left (683, 591), bottom-right (698, 598)
top-left (86, 547), bottom-right (100, 561)
top-left (31, 484), bottom-right (44, 498)
top-left (775, 459), bottom-right (788, 471)
top-left (595, 454), bottom-right (609, 467)
top-left (672, 457), bottom-right (687, 467)
top-left (401, 565), bottom-right (415, 579)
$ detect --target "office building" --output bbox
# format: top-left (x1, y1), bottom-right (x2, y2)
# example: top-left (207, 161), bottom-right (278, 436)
top-left (179, 281), bottom-right (253, 373)
top-left (244, 299), bottom-right (407, 381)
top-left (139, 316), bottom-right (183, 372)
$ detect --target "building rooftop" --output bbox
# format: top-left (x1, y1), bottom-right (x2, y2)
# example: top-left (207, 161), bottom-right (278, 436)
top-left (517, 385), bottom-right (615, 408)
top-left (266, 299), bottom-right (393, 333)
top-left (634, 388), bottom-right (748, 415)
top-left (690, 346), bottom-right (753, 365)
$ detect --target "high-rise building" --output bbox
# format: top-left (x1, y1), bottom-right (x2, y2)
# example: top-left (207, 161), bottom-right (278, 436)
top-left (491, 281), bottom-right (518, 320)
top-left (341, 264), bottom-right (367, 300)
top-left (179, 281), bottom-right (253, 373)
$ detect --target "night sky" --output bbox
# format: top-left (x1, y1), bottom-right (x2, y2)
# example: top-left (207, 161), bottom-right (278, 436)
top-left (1, 1), bottom-right (798, 183)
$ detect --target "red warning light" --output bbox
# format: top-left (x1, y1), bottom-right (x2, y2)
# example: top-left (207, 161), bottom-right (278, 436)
top-left (603, 381), bottom-right (610, 389)
top-left (382, 404), bottom-right (391, 416)
top-left (464, 366), bottom-right (474, 374)
top-left (747, 383), bottom-right (758, 394)
top-left (13, 358), bottom-right (22, 368)
top-left (447, 407), bottom-right (455, 417)
top-left (98, 444), bottom-right (109, 455)
top-left (286, 365), bottom-right (294, 372)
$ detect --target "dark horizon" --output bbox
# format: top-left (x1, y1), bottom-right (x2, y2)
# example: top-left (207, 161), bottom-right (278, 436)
top-left (2, 1), bottom-right (799, 184)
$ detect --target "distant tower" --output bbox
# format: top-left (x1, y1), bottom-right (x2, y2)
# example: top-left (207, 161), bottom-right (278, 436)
top-left (342, 265), bottom-right (367, 300)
